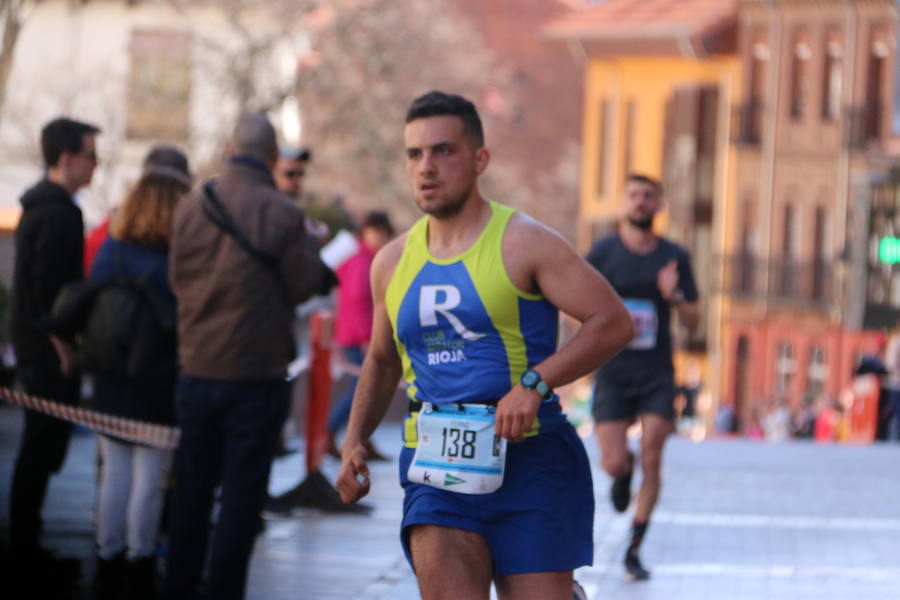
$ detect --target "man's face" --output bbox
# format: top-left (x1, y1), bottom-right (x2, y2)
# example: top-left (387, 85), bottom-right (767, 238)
top-left (624, 180), bottom-right (662, 230)
top-left (404, 115), bottom-right (488, 218)
top-left (274, 157), bottom-right (307, 198)
top-left (63, 134), bottom-right (98, 190)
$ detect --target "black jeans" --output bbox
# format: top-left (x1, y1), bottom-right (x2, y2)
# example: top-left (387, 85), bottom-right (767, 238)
top-left (9, 369), bottom-right (80, 553)
top-left (163, 376), bottom-right (290, 600)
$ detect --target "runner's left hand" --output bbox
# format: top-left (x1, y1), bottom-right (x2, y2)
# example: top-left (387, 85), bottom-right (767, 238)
top-left (495, 386), bottom-right (542, 442)
top-left (657, 259), bottom-right (680, 301)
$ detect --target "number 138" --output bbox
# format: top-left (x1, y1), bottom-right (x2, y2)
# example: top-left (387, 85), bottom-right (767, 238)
top-left (441, 428), bottom-right (476, 459)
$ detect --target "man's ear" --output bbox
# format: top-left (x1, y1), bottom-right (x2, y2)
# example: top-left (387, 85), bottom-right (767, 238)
top-left (474, 147), bottom-right (490, 175)
top-left (56, 151), bottom-right (74, 173)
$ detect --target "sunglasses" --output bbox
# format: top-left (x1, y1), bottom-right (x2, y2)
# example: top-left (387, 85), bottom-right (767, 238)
top-left (280, 169), bottom-right (305, 179)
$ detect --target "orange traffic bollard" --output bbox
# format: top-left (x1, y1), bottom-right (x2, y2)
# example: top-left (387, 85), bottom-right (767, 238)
top-left (306, 310), bottom-right (333, 474)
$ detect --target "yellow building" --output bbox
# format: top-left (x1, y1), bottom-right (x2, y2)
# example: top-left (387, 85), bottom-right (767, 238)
top-left (548, 0), bottom-right (900, 435)
top-left (545, 0), bottom-right (741, 401)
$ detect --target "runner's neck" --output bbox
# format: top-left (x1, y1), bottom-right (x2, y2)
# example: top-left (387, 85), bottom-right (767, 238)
top-left (619, 222), bottom-right (659, 255)
top-left (426, 196), bottom-right (492, 260)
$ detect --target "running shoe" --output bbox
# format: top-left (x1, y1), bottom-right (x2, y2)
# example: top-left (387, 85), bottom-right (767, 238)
top-left (610, 451), bottom-right (634, 513)
top-left (623, 552), bottom-right (651, 581)
top-left (572, 579), bottom-right (589, 599)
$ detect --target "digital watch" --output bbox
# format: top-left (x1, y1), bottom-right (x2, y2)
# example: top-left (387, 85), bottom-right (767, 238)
top-left (520, 369), bottom-right (554, 401)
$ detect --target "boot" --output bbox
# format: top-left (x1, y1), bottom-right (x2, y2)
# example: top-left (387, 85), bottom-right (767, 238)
top-left (122, 556), bottom-right (157, 600)
top-left (93, 552), bottom-right (126, 600)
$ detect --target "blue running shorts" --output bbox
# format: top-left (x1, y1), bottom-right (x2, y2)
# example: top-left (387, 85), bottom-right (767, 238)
top-left (398, 404), bottom-right (594, 576)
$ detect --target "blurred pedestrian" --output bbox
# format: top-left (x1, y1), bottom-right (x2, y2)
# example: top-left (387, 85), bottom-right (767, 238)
top-left (883, 329), bottom-right (900, 441)
top-left (162, 114), bottom-right (335, 600)
top-left (87, 145), bottom-right (190, 600)
top-left (84, 146), bottom-right (191, 274)
top-left (762, 397), bottom-right (791, 442)
top-left (325, 210), bottom-right (395, 461)
top-left (585, 173), bottom-right (700, 580)
top-left (270, 145), bottom-right (324, 458)
top-left (814, 397), bottom-right (842, 442)
top-left (273, 146), bottom-right (310, 201)
top-left (8, 117), bottom-right (100, 591)
top-left (714, 403), bottom-right (736, 435)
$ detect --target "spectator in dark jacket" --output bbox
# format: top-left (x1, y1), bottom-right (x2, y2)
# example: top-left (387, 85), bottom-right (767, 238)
top-left (8, 117), bottom-right (99, 587)
top-left (89, 145), bottom-right (190, 600)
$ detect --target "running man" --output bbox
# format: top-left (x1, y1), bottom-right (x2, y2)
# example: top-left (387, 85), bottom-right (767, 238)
top-left (336, 90), bottom-right (634, 600)
top-left (585, 173), bottom-right (700, 581)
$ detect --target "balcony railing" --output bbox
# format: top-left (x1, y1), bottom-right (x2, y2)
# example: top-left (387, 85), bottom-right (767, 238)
top-left (721, 255), bottom-right (833, 308)
top-left (844, 103), bottom-right (883, 150)
top-left (731, 101), bottom-right (764, 146)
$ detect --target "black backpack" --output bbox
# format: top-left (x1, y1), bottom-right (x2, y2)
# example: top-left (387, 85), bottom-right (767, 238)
top-left (48, 246), bottom-right (177, 380)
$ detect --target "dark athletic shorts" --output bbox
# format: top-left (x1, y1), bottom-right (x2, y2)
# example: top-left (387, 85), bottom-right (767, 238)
top-left (398, 402), bottom-right (594, 576)
top-left (591, 372), bottom-right (676, 422)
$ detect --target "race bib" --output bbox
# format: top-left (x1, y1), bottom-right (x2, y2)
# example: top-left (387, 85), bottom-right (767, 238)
top-left (623, 298), bottom-right (658, 350)
top-left (407, 403), bottom-right (507, 494)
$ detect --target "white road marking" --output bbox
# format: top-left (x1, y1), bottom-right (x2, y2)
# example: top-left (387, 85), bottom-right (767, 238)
top-left (651, 511), bottom-right (900, 532)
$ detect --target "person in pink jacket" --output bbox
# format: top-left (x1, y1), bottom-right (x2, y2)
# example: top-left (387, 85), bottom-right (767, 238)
top-left (326, 211), bottom-right (394, 459)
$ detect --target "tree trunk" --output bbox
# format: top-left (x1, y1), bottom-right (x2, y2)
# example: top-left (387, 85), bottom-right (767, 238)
top-left (0, 1), bottom-right (24, 127)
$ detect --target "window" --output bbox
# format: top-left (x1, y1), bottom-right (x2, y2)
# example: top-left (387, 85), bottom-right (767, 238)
top-left (865, 29), bottom-right (889, 139)
top-left (739, 196), bottom-right (757, 293)
top-left (789, 31), bottom-right (812, 120)
top-left (775, 341), bottom-right (796, 395)
top-left (737, 36), bottom-right (768, 144)
top-left (806, 346), bottom-right (827, 401)
top-left (812, 205), bottom-right (828, 300)
top-left (781, 203), bottom-right (799, 295)
top-left (126, 28), bottom-right (192, 142)
top-left (821, 33), bottom-right (842, 122)
top-left (749, 39), bottom-right (769, 103)
top-left (734, 336), bottom-right (751, 426)
top-left (596, 99), bottom-right (611, 196)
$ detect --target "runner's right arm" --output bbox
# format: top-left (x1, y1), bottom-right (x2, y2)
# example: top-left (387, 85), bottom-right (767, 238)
top-left (337, 236), bottom-right (405, 504)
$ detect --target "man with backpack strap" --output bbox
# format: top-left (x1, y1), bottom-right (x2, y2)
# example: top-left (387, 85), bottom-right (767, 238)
top-left (162, 114), bottom-right (336, 600)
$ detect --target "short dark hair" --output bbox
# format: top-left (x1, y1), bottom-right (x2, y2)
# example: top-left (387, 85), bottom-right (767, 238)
top-left (405, 91), bottom-right (484, 148)
top-left (361, 210), bottom-right (394, 237)
top-left (41, 117), bottom-right (101, 168)
top-left (625, 173), bottom-right (663, 195)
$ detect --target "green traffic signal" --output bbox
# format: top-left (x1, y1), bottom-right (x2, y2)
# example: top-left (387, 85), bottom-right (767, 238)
top-left (880, 236), bottom-right (900, 264)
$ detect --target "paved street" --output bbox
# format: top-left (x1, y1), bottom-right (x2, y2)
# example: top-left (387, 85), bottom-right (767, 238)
top-left (2, 401), bottom-right (900, 599)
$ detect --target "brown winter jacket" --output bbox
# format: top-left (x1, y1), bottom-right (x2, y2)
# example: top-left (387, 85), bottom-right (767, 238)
top-left (170, 158), bottom-right (333, 381)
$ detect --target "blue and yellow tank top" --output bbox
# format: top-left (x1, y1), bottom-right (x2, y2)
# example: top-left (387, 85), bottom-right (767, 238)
top-left (386, 202), bottom-right (561, 433)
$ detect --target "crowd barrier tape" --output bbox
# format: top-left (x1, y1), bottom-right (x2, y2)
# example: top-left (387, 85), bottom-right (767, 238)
top-left (0, 312), bottom-right (333, 455)
top-left (0, 385), bottom-right (180, 450)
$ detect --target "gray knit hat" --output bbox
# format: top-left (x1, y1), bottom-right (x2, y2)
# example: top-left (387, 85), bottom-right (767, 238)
top-left (142, 144), bottom-right (191, 185)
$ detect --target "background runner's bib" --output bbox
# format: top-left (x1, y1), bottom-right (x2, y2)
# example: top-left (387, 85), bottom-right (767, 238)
top-left (385, 201), bottom-right (560, 445)
top-left (407, 403), bottom-right (507, 494)
top-left (623, 298), bottom-right (658, 350)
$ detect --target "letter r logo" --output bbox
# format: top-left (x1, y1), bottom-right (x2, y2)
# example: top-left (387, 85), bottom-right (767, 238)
top-left (419, 285), bottom-right (485, 341)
